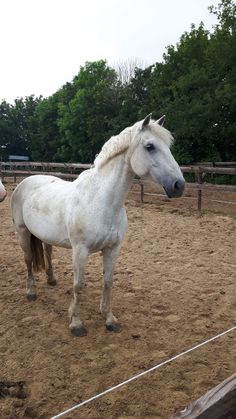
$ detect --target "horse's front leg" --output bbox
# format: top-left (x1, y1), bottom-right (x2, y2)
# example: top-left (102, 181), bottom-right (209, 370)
top-left (101, 244), bottom-right (121, 332)
top-left (69, 245), bottom-right (88, 337)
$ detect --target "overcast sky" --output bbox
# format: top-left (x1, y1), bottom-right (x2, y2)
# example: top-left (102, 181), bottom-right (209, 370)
top-left (1, 0), bottom-right (219, 103)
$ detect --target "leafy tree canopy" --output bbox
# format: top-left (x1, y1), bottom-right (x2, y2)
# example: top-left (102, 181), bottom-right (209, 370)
top-left (0, 0), bottom-right (235, 164)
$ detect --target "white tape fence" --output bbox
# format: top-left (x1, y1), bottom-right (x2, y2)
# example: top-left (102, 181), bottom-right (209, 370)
top-left (51, 325), bottom-right (236, 419)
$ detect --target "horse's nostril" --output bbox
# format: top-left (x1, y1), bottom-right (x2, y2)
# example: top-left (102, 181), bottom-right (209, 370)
top-left (174, 180), bottom-right (181, 190)
top-left (173, 178), bottom-right (185, 197)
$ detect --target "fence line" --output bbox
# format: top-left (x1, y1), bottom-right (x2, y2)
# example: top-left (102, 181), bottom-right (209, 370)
top-left (1, 161), bottom-right (236, 176)
top-left (50, 325), bottom-right (236, 419)
top-left (1, 161), bottom-right (235, 212)
top-left (133, 179), bottom-right (236, 212)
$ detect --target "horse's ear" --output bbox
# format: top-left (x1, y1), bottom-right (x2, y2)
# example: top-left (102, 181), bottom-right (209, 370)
top-left (156, 115), bottom-right (166, 126)
top-left (141, 113), bottom-right (152, 129)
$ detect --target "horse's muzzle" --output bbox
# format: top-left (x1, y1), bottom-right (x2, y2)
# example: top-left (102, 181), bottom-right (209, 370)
top-left (164, 178), bottom-right (185, 198)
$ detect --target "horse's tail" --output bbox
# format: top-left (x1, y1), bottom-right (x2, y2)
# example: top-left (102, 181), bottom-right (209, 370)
top-left (31, 234), bottom-right (45, 272)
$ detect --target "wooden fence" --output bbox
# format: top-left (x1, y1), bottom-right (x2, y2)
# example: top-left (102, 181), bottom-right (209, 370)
top-left (181, 165), bottom-right (235, 211)
top-left (0, 161), bottom-right (92, 182)
top-left (0, 161), bottom-right (235, 212)
top-left (173, 372), bottom-right (236, 418)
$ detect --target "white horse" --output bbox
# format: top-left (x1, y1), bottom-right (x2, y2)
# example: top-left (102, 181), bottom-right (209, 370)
top-left (0, 179), bottom-right (7, 202)
top-left (11, 115), bottom-right (185, 336)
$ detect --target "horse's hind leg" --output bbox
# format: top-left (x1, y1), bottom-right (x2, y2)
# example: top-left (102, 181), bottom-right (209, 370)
top-left (101, 244), bottom-right (121, 332)
top-left (18, 228), bottom-right (37, 301)
top-left (43, 243), bottom-right (57, 286)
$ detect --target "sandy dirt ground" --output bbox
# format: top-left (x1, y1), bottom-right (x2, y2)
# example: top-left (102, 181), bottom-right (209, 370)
top-left (0, 180), bottom-right (236, 419)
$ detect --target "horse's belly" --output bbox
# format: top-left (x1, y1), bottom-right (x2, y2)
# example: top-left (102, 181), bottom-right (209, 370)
top-left (27, 218), bottom-right (70, 248)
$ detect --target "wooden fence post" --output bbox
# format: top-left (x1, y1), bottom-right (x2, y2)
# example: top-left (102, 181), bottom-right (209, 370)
top-left (141, 182), bottom-right (144, 202)
top-left (195, 167), bottom-right (203, 213)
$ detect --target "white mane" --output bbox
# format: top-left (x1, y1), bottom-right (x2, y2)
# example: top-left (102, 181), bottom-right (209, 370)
top-left (94, 127), bottom-right (132, 169)
top-left (94, 119), bottom-right (174, 169)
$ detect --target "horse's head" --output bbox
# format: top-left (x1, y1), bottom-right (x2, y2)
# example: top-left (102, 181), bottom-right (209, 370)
top-left (129, 114), bottom-right (185, 198)
top-left (0, 180), bottom-right (7, 202)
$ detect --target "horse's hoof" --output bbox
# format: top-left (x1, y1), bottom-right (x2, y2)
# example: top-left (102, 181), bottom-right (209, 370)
top-left (48, 279), bottom-right (57, 286)
top-left (106, 323), bottom-right (122, 333)
top-left (26, 294), bottom-right (37, 301)
top-left (70, 326), bottom-right (87, 337)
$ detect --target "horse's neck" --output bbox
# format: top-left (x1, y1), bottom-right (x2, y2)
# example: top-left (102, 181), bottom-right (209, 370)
top-left (96, 153), bottom-right (133, 209)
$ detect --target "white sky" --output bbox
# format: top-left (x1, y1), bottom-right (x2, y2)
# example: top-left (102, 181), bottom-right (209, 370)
top-left (1, 0), bottom-right (219, 103)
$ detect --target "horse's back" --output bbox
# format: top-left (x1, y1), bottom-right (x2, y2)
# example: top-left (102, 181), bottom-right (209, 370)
top-left (13, 174), bottom-right (64, 195)
top-left (11, 175), bottom-right (71, 237)
top-left (12, 175), bottom-right (60, 211)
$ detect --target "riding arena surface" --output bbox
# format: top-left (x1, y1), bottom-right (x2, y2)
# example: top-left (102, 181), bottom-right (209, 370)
top-left (0, 180), bottom-right (236, 419)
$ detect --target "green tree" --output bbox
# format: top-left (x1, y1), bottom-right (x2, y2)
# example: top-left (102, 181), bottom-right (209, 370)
top-left (207, 0), bottom-right (236, 160)
top-left (149, 0), bottom-right (236, 163)
top-left (0, 100), bottom-right (14, 159)
top-left (116, 66), bottom-right (153, 128)
top-left (30, 94), bottom-right (60, 161)
top-left (0, 96), bottom-right (40, 159)
top-left (57, 60), bottom-right (122, 162)
top-left (1, 1), bottom-right (235, 165)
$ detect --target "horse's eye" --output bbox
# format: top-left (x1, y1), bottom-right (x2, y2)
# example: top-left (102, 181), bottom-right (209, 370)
top-left (145, 143), bottom-right (155, 152)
